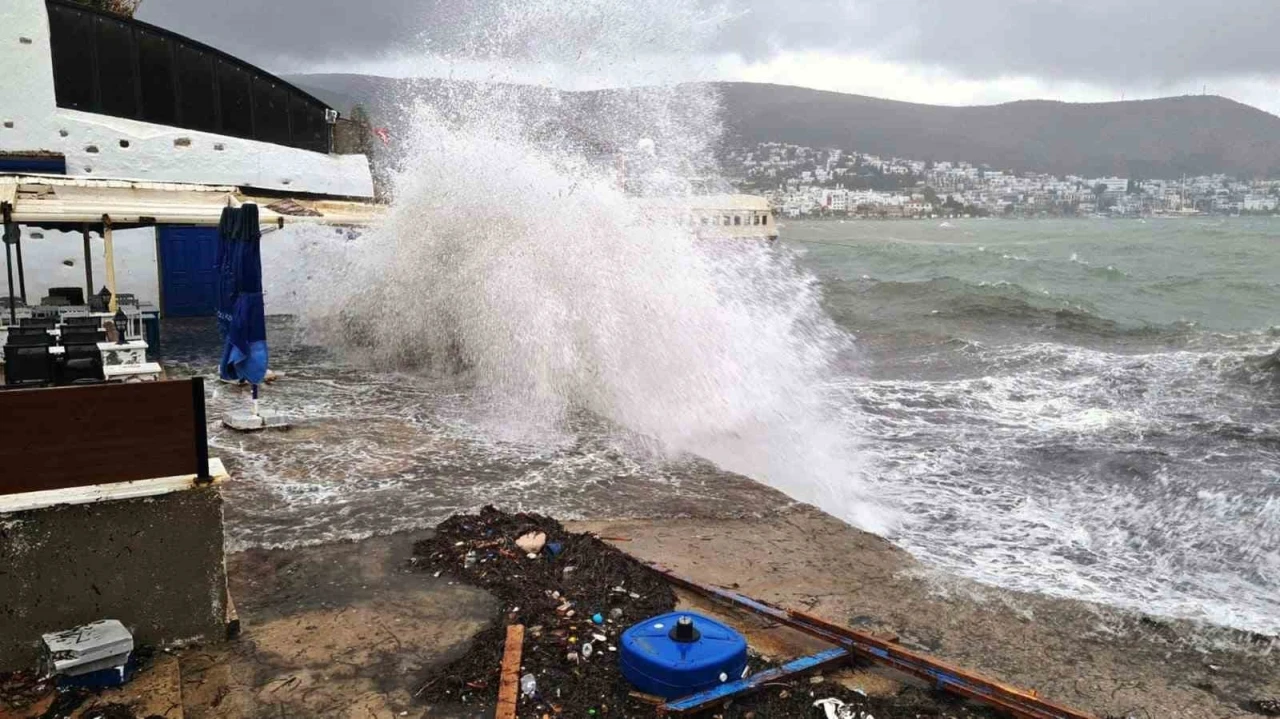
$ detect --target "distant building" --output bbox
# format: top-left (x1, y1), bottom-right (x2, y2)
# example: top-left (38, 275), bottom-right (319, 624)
top-left (1091, 177), bottom-right (1130, 197)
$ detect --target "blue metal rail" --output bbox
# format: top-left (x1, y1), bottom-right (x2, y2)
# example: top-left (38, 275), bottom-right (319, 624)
top-left (646, 562), bottom-right (1097, 719)
top-left (662, 648), bottom-right (851, 714)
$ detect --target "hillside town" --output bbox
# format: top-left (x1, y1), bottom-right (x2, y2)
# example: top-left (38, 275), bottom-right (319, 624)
top-left (724, 142), bottom-right (1280, 218)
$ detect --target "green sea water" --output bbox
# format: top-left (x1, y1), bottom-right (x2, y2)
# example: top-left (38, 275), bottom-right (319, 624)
top-left (785, 217), bottom-right (1280, 634)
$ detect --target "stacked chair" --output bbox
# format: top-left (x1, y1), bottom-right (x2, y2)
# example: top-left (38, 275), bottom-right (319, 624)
top-left (3, 327), bottom-right (56, 387)
top-left (2, 319), bottom-right (105, 388)
top-left (58, 323), bottom-right (106, 385)
top-left (47, 287), bottom-right (86, 306)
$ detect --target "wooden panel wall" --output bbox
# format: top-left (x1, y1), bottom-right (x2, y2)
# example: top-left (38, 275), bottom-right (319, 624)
top-left (0, 378), bottom-right (207, 496)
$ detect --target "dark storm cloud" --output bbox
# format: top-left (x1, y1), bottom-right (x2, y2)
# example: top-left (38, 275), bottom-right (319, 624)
top-left (137, 0), bottom-right (473, 69)
top-left (139, 0), bottom-right (1280, 84)
top-left (712, 0), bottom-right (1280, 84)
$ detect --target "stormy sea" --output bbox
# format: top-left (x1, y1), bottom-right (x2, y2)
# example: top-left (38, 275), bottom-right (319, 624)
top-left (157, 0), bottom-right (1278, 643)
top-left (162, 215), bottom-right (1280, 643)
top-left (787, 217), bottom-right (1280, 636)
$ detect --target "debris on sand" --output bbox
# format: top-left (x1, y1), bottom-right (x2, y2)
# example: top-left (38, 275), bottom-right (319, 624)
top-left (411, 507), bottom-right (1010, 718)
top-left (0, 645), bottom-right (156, 719)
top-left (515, 531), bottom-right (548, 554)
top-left (412, 506), bottom-right (675, 716)
top-left (1252, 697), bottom-right (1280, 716)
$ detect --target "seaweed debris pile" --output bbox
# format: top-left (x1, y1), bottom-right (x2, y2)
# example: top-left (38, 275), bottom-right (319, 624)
top-left (410, 508), bottom-right (1009, 718)
top-left (411, 507), bottom-right (677, 717)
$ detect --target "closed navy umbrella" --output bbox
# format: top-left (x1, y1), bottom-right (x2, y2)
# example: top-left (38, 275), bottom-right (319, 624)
top-left (217, 204), bottom-right (268, 388)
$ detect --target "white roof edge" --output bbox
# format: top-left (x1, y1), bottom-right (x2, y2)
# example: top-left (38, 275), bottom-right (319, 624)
top-left (3, 173), bottom-right (386, 227)
top-left (2, 172), bottom-right (254, 194)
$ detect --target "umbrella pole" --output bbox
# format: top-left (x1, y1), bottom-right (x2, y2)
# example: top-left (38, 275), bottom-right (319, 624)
top-left (4, 230), bottom-right (14, 325)
top-left (103, 215), bottom-right (118, 313)
top-left (82, 224), bottom-right (94, 303)
top-left (3, 203), bottom-right (14, 324)
top-left (14, 224), bottom-right (25, 304)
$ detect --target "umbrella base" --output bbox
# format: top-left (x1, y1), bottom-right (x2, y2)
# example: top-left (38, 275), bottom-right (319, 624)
top-left (223, 409), bottom-right (290, 432)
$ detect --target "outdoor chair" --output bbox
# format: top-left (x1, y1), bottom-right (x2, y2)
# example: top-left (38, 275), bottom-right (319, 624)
top-left (63, 316), bottom-right (103, 328)
top-left (60, 327), bottom-right (106, 345)
top-left (4, 344), bottom-right (55, 387)
top-left (57, 341), bottom-right (104, 385)
top-left (6, 328), bottom-right (55, 346)
top-left (48, 287), bottom-right (86, 305)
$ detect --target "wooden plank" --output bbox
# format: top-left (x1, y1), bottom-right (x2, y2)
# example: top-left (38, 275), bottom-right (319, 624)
top-left (0, 379), bottom-right (205, 496)
top-left (495, 624), bottom-right (525, 719)
top-left (0, 458), bottom-right (226, 514)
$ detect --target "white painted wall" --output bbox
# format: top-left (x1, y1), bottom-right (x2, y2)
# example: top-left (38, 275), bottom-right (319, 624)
top-left (259, 223), bottom-right (341, 316)
top-left (0, 0), bottom-right (375, 198)
top-left (11, 225), bottom-right (159, 306)
top-left (11, 223), bottom-right (341, 315)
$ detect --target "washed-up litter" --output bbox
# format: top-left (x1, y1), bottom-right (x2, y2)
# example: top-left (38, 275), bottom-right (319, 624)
top-left (619, 612), bottom-right (747, 699)
top-left (410, 508), bottom-right (1018, 718)
top-left (0, 624), bottom-right (154, 719)
top-left (79, 704), bottom-right (140, 719)
top-left (516, 531), bottom-right (548, 554)
top-left (815, 697), bottom-right (875, 719)
top-left (1253, 698), bottom-right (1280, 716)
top-left (42, 620), bottom-right (134, 688)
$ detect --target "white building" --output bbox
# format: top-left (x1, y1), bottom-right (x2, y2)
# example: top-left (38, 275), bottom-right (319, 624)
top-left (1091, 177), bottom-right (1130, 196)
top-left (1, 0), bottom-right (373, 197)
top-left (1242, 195), bottom-right (1278, 212)
top-left (2, 0), bottom-right (378, 314)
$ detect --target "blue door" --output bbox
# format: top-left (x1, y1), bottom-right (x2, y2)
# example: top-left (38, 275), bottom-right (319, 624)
top-left (158, 226), bottom-right (219, 317)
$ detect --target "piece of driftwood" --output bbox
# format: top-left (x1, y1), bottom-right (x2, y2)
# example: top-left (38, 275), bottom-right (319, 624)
top-left (495, 624), bottom-right (525, 719)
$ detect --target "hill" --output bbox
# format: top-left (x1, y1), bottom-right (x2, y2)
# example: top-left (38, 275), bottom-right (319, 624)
top-left (287, 75), bottom-right (1280, 179)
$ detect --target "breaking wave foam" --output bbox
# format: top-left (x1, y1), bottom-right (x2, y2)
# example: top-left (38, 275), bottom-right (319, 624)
top-left (285, 0), bottom-right (885, 532)
top-left (847, 340), bottom-right (1280, 634)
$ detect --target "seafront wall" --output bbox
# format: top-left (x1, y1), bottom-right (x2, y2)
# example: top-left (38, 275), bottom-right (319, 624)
top-left (0, 487), bottom-right (228, 671)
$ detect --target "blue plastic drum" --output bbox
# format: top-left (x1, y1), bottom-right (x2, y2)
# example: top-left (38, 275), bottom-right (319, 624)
top-left (619, 611), bottom-right (748, 699)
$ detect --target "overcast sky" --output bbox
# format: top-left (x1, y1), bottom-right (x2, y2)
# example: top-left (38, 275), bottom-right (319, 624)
top-left (138, 0), bottom-right (1280, 115)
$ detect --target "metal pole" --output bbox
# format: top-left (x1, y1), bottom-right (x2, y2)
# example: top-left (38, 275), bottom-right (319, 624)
top-left (662, 648), bottom-right (850, 714)
top-left (13, 223), bottom-right (25, 304)
top-left (4, 232), bottom-right (14, 325)
top-left (3, 204), bottom-right (14, 325)
top-left (103, 214), bottom-right (117, 313)
top-left (82, 223), bottom-right (94, 302)
top-left (192, 377), bottom-right (211, 484)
